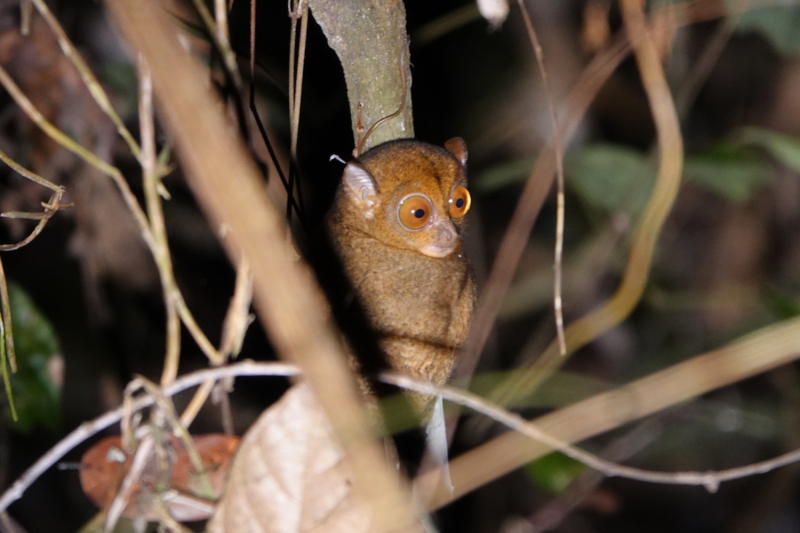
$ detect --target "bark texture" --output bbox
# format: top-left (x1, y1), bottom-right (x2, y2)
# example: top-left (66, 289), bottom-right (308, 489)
top-left (308, 0), bottom-right (414, 150)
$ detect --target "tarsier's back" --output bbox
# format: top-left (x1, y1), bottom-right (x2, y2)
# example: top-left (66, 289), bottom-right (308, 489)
top-left (322, 138), bottom-right (476, 413)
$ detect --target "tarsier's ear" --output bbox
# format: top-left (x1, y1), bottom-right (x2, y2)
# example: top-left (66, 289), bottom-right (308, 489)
top-left (342, 161), bottom-right (379, 219)
top-left (444, 137), bottom-right (468, 167)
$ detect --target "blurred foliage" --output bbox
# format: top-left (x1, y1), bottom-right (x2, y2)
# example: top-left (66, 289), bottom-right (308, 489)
top-left (466, 370), bottom-right (610, 409)
top-left (6, 281), bottom-right (63, 433)
top-left (473, 157), bottom-right (535, 193)
top-left (737, 5), bottom-right (800, 54)
top-left (738, 126), bottom-right (800, 173)
top-left (565, 143), bottom-right (653, 214)
top-left (762, 287), bottom-right (800, 320)
top-left (525, 452), bottom-right (587, 495)
top-left (96, 62), bottom-right (139, 119)
top-left (683, 141), bottom-right (769, 202)
top-left (476, 127), bottom-right (800, 214)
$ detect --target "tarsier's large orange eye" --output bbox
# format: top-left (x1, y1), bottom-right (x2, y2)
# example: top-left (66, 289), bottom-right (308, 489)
top-left (398, 194), bottom-right (433, 231)
top-left (449, 185), bottom-right (471, 219)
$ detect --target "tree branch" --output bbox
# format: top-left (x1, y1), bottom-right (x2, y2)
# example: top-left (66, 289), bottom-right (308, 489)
top-left (308, 0), bottom-right (414, 149)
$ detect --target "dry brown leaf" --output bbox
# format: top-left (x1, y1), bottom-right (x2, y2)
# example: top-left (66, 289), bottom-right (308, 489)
top-left (209, 383), bottom-right (372, 533)
top-left (80, 433), bottom-right (239, 522)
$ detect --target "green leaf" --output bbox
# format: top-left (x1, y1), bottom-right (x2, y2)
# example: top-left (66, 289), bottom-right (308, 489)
top-left (736, 5), bottom-right (800, 55)
top-left (683, 142), bottom-right (770, 203)
top-left (525, 452), bottom-right (586, 495)
top-left (7, 282), bottom-right (62, 432)
top-left (737, 126), bottom-right (800, 174)
top-left (565, 143), bottom-right (653, 214)
top-left (483, 137), bottom-right (776, 210)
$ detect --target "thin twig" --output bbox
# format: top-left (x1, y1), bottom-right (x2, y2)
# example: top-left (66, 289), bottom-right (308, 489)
top-left (188, 0), bottom-right (241, 88)
top-left (0, 259), bottom-right (14, 374)
top-left (527, 417), bottom-right (664, 532)
top-left (172, 290), bottom-right (220, 363)
top-left (0, 192), bottom-right (66, 252)
top-left (0, 360), bottom-right (300, 514)
top-left (179, 379), bottom-right (216, 429)
top-left (6, 348), bottom-right (800, 516)
top-left (514, 0), bottom-right (567, 356)
top-left (674, 13), bottom-right (739, 119)
top-left (154, 502), bottom-right (194, 533)
top-left (287, 0), bottom-right (309, 225)
top-left (286, 0), bottom-right (298, 227)
top-left (483, 0), bottom-right (685, 411)
top-left (20, 0), bottom-right (33, 35)
top-left (386, 373), bottom-right (800, 494)
top-left (180, 256), bottom-right (252, 429)
top-left (0, 257), bottom-right (15, 421)
top-left (104, 434), bottom-right (155, 532)
top-left (29, 0), bottom-right (141, 160)
top-left (288, 0), bottom-right (298, 142)
top-left (247, 0), bottom-right (302, 222)
top-left (206, 0), bottom-right (260, 170)
top-left (220, 258), bottom-right (254, 360)
top-left (189, 0), bottom-right (252, 166)
top-left (214, 382), bottom-right (235, 435)
top-left (453, 33), bottom-right (631, 388)
top-left (510, 0), bottom-right (685, 394)
top-left (138, 57), bottom-right (182, 387)
top-left (0, 143), bottom-right (68, 249)
top-left (0, 147), bottom-right (62, 194)
top-left (428, 307), bottom-right (800, 509)
top-left (0, 63), bottom-right (157, 253)
top-left (456, 0), bottom-right (756, 399)
top-left (125, 377), bottom-right (215, 499)
top-left (2, 211), bottom-right (52, 221)
top-left (247, 97), bottom-right (302, 221)
top-left (214, 0), bottom-right (230, 49)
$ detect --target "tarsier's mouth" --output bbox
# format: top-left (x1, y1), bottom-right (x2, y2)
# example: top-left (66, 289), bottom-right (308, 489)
top-left (420, 242), bottom-right (456, 258)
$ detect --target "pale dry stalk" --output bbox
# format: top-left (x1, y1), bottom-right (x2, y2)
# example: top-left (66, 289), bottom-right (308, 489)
top-left (514, 0), bottom-right (568, 356)
top-left (104, 1), bottom-right (421, 530)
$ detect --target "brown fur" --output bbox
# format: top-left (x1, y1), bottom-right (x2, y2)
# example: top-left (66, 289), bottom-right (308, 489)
top-left (324, 139), bottom-right (476, 413)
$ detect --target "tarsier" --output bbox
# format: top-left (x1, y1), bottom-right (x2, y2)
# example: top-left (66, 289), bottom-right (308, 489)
top-left (322, 137), bottom-right (476, 414)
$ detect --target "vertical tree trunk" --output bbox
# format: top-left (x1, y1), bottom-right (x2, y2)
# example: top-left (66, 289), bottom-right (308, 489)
top-left (308, 0), bottom-right (414, 151)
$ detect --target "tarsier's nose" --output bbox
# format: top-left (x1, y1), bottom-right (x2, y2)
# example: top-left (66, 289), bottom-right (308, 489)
top-left (420, 222), bottom-right (458, 258)
top-left (438, 224), bottom-right (456, 247)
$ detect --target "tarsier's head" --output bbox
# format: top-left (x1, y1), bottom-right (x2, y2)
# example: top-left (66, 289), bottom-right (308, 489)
top-left (339, 138), bottom-right (471, 258)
